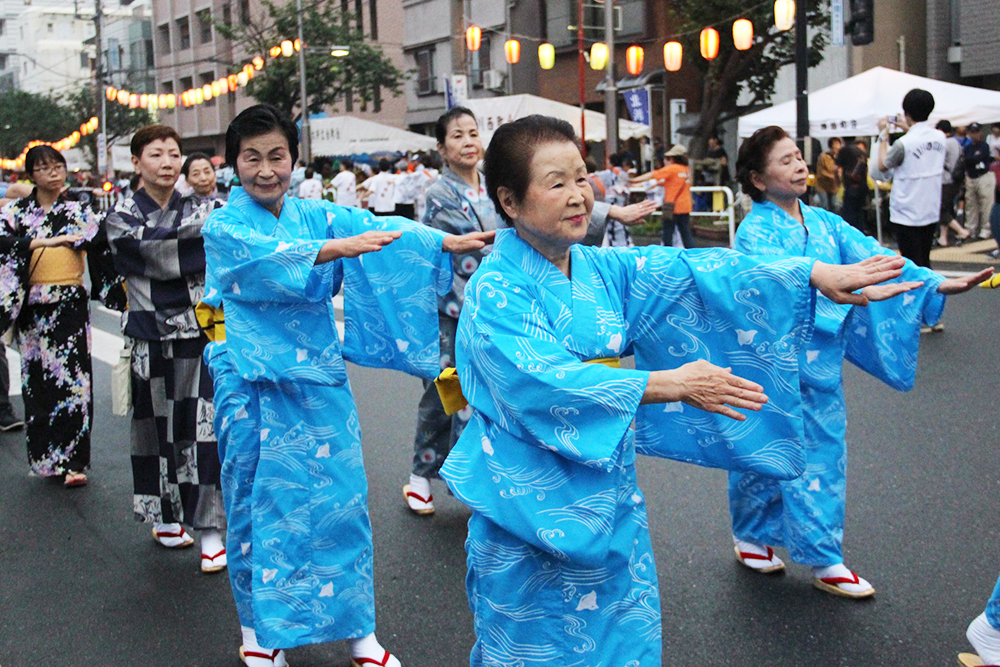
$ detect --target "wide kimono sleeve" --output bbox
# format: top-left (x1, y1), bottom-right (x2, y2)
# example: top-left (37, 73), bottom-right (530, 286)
top-left (828, 209), bottom-right (945, 390)
top-left (332, 204), bottom-right (452, 380)
top-left (203, 206), bottom-right (344, 385)
top-left (84, 209), bottom-right (127, 311)
top-left (459, 275), bottom-right (649, 471)
top-left (622, 245), bottom-right (817, 480)
top-left (0, 200), bottom-right (33, 332)
top-left (105, 199), bottom-right (207, 280)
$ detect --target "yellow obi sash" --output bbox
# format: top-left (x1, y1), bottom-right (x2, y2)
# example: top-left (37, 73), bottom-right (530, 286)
top-left (434, 356), bottom-right (622, 416)
top-left (195, 302), bottom-right (226, 341)
top-left (29, 247), bottom-right (85, 286)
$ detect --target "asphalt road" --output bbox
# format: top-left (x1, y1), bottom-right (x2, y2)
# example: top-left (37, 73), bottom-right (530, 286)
top-left (0, 288), bottom-right (998, 667)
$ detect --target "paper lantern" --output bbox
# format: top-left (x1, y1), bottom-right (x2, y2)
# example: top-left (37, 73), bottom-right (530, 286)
top-left (538, 42), bottom-right (555, 70)
top-left (105, 86), bottom-right (117, 101)
top-left (202, 83), bottom-right (213, 101)
top-left (129, 94), bottom-right (139, 108)
top-left (270, 45), bottom-right (282, 58)
top-left (148, 95), bottom-right (158, 110)
top-left (700, 27), bottom-right (720, 60)
top-left (139, 94), bottom-right (148, 108)
top-left (157, 94), bottom-right (166, 108)
top-left (194, 88), bottom-right (204, 104)
top-left (294, 38), bottom-right (301, 51)
top-left (504, 39), bottom-right (520, 64)
top-left (228, 74), bottom-right (239, 92)
top-left (238, 71), bottom-right (249, 87)
top-left (252, 56), bottom-right (264, 70)
top-left (663, 41), bottom-right (683, 71)
top-left (281, 39), bottom-right (294, 57)
top-left (733, 19), bottom-right (754, 50)
top-left (590, 42), bottom-right (608, 70)
top-left (211, 81), bottom-right (222, 97)
top-left (166, 95), bottom-right (176, 109)
top-left (330, 48), bottom-right (349, 57)
top-left (71, 131), bottom-right (80, 143)
top-left (774, 0), bottom-right (795, 31)
top-left (625, 45), bottom-right (644, 76)
top-left (89, 117), bottom-right (99, 131)
top-left (465, 25), bottom-right (481, 51)
top-left (117, 90), bottom-right (129, 105)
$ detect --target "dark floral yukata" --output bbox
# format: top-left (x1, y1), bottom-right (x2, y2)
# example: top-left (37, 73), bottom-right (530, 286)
top-left (0, 190), bottom-right (124, 476)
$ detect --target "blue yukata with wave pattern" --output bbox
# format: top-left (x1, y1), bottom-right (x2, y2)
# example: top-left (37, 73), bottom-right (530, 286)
top-left (440, 227), bottom-right (824, 666)
top-left (728, 200), bottom-right (945, 566)
top-left (202, 188), bottom-right (449, 649)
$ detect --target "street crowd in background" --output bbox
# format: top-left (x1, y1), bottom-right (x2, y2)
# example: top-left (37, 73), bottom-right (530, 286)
top-left (0, 90), bottom-right (999, 667)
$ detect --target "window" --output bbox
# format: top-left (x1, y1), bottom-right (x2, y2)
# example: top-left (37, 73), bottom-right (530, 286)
top-left (544, 0), bottom-right (646, 48)
top-left (197, 9), bottom-right (213, 44)
top-left (0, 19), bottom-right (5, 36)
top-left (239, 0), bottom-right (251, 25)
top-left (0, 55), bottom-right (7, 70)
top-left (157, 23), bottom-right (171, 55)
top-left (471, 33), bottom-right (492, 88)
top-left (80, 51), bottom-right (90, 69)
top-left (415, 48), bottom-right (436, 95)
top-left (199, 71), bottom-right (216, 106)
top-left (176, 17), bottom-right (191, 50)
top-left (222, 3), bottom-right (232, 27)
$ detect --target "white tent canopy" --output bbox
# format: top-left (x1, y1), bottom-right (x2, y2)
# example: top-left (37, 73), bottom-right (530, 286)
top-left (464, 94), bottom-right (651, 147)
top-left (738, 67), bottom-right (1000, 138)
top-left (309, 116), bottom-right (438, 156)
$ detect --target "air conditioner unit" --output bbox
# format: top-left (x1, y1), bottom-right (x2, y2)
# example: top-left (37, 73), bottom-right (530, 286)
top-left (482, 69), bottom-right (505, 91)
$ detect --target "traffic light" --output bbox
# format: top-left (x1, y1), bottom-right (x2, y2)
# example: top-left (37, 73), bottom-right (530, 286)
top-left (849, 0), bottom-right (874, 46)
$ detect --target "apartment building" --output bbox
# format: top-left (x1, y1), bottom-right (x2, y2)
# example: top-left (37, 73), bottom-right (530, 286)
top-left (927, 0), bottom-right (1000, 89)
top-left (153, 0), bottom-right (406, 157)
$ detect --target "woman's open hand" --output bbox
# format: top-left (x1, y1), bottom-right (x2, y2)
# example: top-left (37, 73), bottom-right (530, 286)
top-left (316, 230), bottom-right (401, 263)
top-left (442, 230), bottom-right (495, 254)
top-left (938, 267), bottom-right (995, 294)
top-left (810, 255), bottom-right (906, 305)
top-left (642, 360), bottom-right (768, 422)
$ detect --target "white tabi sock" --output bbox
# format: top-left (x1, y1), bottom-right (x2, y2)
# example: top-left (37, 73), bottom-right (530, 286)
top-left (152, 522), bottom-right (192, 548)
top-left (241, 626), bottom-right (287, 667)
top-left (350, 633), bottom-right (401, 666)
top-left (812, 563), bottom-right (873, 595)
top-left (968, 612), bottom-right (1000, 664)
top-left (408, 474), bottom-right (431, 500)
top-left (200, 529), bottom-right (225, 556)
top-left (733, 537), bottom-right (784, 570)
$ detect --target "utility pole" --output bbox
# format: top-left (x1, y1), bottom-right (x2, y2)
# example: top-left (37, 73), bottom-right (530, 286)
top-left (577, 0), bottom-right (585, 155)
top-left (794, 0), bottom-right (808, 157)
top-left (296, 0), bottom-right (310, 163)
top-left (603, 0), bottom-right (617, 160)
top-left (94, 0), bottom-right (108, 177)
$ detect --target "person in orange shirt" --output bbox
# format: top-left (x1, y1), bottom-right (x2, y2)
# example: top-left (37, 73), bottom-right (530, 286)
top-left (632, 144), bottom-right (694, 247)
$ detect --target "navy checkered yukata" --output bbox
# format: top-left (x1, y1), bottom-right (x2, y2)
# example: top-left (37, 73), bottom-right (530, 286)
top-left (106, 189), bottom-right (226, 530)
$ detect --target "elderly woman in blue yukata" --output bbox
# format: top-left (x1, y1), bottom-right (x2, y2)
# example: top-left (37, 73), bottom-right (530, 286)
top-left (726, 126), bottom-right (992, 599)
top-left (405, 106), bottom-right (656, 516)
top-left (438, 114), bottom-right (920, 666)
top-left (201, 104), bottom-right (492, 667)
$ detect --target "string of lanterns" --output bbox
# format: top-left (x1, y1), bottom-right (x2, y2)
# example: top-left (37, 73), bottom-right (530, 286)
top-left (1, 116), bottom-right (99, 171)
top-left (466, 0), bottom-right (795, 76)
top-left (105, 38), bottom-right (303, 110)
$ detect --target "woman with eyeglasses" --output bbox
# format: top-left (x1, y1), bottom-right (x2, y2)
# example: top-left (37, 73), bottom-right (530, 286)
top-left (0, 145), bottom-right (124, 487)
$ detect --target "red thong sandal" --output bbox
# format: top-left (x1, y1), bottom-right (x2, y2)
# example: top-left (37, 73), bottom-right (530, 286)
top-left (239, 645), bottom-right (288, 666)
top-left (151, 525), bottom-right (195, 549)
top-left (958, 652), bottom-right (999, 666)
top-left (733, 545), bottom-right (785, 573)
top-left (200, 547), bottom-right (227, 573)
top-left (812, 570), bottom-right (875, 598)
top-left (351, 650), bottom-right (401, 667)
top-left (402, 484), bottom-right (434, 516)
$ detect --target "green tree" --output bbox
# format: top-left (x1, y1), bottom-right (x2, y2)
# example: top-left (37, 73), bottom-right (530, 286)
top-left (61, 87), bottom-right (153, 171)
top-left (669, 0), bottom-right (829, 156)
top-left (0, 90), bottom-right (77, 159)
top-left (216, 0), bottom-right (405, 120)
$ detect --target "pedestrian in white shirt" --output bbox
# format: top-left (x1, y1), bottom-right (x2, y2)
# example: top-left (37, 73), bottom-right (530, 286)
top-left (330, 159), bottom-right (359, 207)
top-left (987, 124), bottom-right (1000, 160)
top-left (359, 159), bottom-right (398, 214)
top-left (296, 168), bottom-right (323, 199)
